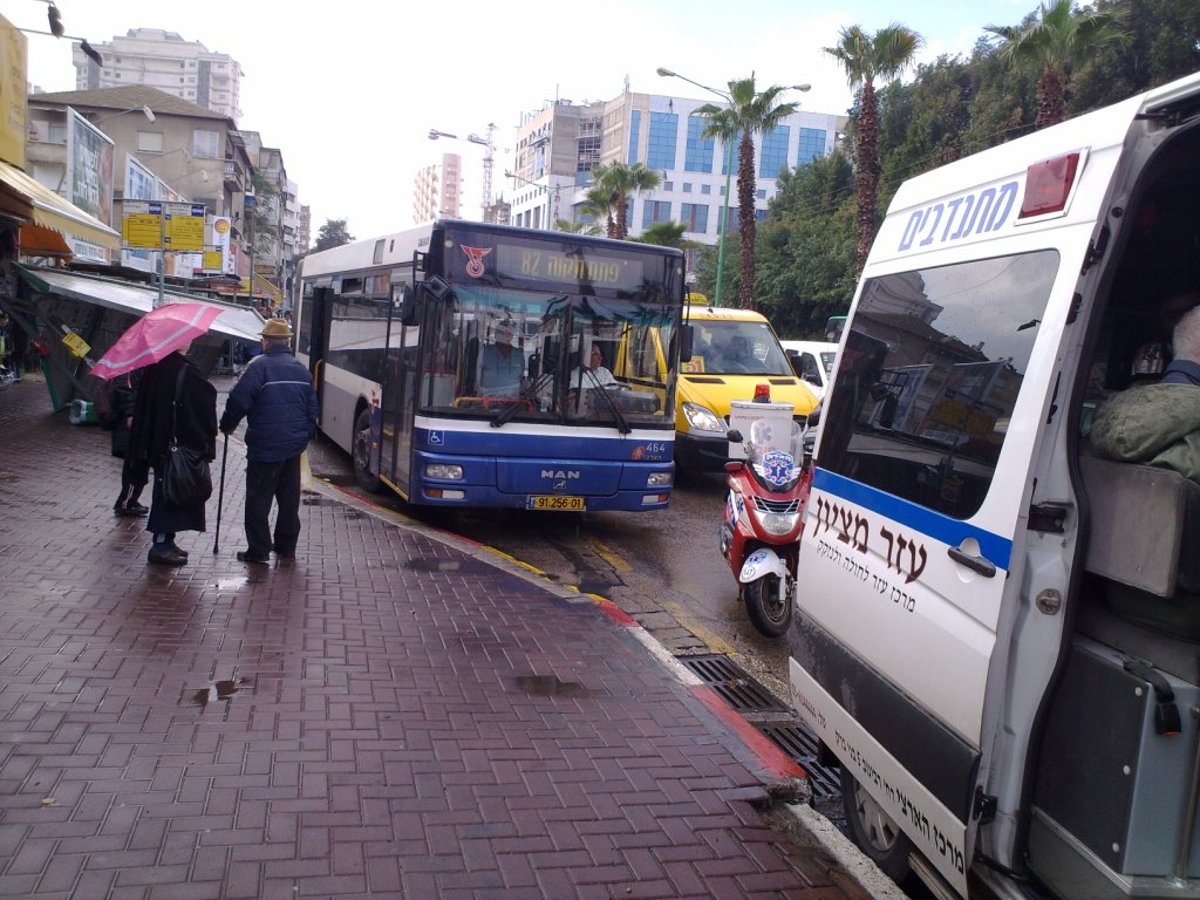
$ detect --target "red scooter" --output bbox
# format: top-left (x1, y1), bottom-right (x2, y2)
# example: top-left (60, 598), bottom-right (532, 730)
top-left (719, 408), bottom-right (812, 637)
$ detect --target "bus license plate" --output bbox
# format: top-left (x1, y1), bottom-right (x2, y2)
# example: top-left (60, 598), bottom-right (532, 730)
top-left (527, 495), bottom-right (586, 511)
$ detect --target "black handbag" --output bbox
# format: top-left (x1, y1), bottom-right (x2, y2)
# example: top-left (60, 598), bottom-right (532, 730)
top-left (163, 367), bottom-right (213, 506)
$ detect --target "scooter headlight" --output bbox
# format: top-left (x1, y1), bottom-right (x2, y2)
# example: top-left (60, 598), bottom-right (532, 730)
top-left (754, 510), bottom-right (801, 536)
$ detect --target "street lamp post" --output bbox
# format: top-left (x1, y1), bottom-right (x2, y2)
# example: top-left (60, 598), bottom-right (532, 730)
top-left (430, 125), bottom-right (498, 221)
top-left (656, 67), bottom-right (809, 307)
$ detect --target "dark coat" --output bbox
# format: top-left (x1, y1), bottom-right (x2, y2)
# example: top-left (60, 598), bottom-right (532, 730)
top-left (128, 352), bottom-right (217, 534)
top-left (219, 348), bottom-right (317, 463)
top-left (110, 371), bottom-right (138, 459)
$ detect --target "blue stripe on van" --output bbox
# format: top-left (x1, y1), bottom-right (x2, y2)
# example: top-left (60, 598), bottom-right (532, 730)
top-left (813, 468), bottom-right (1012, 570)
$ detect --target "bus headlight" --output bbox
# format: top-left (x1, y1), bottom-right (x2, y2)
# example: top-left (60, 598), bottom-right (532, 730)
top-left (755, 510), bottom-right (800, 536)
top-left (424, 463), bottom-right (464, 480)
top-left (681, 402), bottom-right (724, 434)
top-left (646, 471), bottom-right (673, 487)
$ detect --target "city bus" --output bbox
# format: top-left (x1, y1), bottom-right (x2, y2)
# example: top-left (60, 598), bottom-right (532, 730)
top-left (295, 220), bottom-right (687, 511)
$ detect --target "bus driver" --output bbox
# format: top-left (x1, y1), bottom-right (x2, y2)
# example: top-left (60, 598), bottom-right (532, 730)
top-left (478, 324), bottom-right (524, 396)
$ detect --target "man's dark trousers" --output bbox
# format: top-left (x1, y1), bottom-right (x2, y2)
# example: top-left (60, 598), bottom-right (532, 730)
top-left (245, 455), bottom-right (302, 557)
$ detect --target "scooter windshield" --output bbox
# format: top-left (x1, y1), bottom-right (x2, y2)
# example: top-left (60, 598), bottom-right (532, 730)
top-left (747, 419), bottom-right (803, 490)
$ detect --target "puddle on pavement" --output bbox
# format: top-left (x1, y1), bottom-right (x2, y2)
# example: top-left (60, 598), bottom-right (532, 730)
top-left (511, 674), bottom-right (597, 697)
top-left (190, 677), bottom-right (245, 708)
top-left (406, 556), bottom-right (497, 576)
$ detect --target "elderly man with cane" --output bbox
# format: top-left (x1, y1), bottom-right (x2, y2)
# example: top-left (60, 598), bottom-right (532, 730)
top-left (218, 318), bottom-right (318, 565)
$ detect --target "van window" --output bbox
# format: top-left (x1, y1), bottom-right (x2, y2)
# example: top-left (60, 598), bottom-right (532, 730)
top-left (819, 251), bottom-right (1059, 519)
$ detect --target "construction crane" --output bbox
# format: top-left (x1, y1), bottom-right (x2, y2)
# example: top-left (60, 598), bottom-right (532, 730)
top-left (428, 123), bottom-right (498, 219)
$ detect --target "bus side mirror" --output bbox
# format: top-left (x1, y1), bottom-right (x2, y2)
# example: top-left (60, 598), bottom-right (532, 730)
top-left (680, 324), bottom-right (694, 363)
top-left (398, 285), bottom-right (421, 326)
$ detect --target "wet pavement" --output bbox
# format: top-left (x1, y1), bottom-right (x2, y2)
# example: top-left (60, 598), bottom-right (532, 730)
top-left (0, 372), bottom-right (885, 898)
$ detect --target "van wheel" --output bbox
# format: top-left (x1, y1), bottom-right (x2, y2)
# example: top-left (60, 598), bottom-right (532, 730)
top-left (841, 768), bottom-right (913, 884)
top-left (353, 408), bottom-right (383, 493)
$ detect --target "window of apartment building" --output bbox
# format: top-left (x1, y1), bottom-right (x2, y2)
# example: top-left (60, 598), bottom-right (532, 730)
top-left (647, 111), bottom-right (678, 170)
top-left (756, 189), bottom-right (767, 199)
top-left (759, 125), bottom-right (790, 181)
top-left (642, 199), bottom-right (671, 225)
top-left (683, 183), bottom-right (692, 193)
top-left (681, 203), bottom-right (708, 233)
top-left (663, 181), bottom-right (673, 191)
top-left (798, 127), bottom-right (827, 165)
top-left (718, 206), bottom-right (738, 232)
top-left (193, 130), bottom-right (220, 158)
top-left (137, 131), bottom-right (163, 152)
top-left (684, 117), bottom-right (715, 173)
top-left (628, 110), bottom-right (641, 165)
top-left (701, 184), bottom-right (712, 195)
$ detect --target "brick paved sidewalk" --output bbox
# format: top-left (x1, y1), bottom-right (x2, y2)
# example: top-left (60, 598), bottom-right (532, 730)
top-left (0, 374), bottom-right (865, 899)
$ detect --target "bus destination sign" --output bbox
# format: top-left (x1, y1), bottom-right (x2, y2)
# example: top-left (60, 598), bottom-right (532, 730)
top-left (493, 244), bottom-right (645, 290)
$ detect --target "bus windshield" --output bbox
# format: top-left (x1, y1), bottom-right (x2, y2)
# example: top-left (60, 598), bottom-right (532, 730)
top-left (423, 282), bottom-right (677, 428)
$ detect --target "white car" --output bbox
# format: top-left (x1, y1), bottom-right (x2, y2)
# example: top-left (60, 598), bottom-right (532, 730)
top-left (779, 340), bottom-right (837, 400)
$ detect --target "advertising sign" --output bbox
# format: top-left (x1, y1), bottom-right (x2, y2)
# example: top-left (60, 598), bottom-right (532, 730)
top-left (209, 216), bottom-right (234, 274)
top-left (0, 15), bottom-right (27, 168)
top-left (65, 107), bottom-right (115, 226)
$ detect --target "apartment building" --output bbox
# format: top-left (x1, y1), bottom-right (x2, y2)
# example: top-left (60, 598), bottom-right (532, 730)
top-left (413, 153), bottom-right (462, 223)
top-left (71, 29), bottom-right (243, 123)
top-left (507, 89), bottom-right (846, 243)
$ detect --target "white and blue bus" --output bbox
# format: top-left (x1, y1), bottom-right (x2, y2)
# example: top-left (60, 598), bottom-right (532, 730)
top-left (295, 220), bottom-right (687, 512)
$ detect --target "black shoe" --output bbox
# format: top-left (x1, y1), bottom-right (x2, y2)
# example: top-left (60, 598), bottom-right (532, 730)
top-left (273, 547), bottom-right (296, 558)
top-left (236, 551), bottom-right (270, 564)
top-left (168, 542), bottom-right (189, 558)
top-left (148, 546), bottom-right (187, 566)
top-left (114, 503), bottom-right (149, 517)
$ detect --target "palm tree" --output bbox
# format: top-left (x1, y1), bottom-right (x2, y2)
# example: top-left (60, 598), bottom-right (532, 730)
top-left (553, 218), bottom-right (602, 236)
top-left (695, 77), bottom-right (799, 309)
top-left (591, 161), bottom-right (661, 239)
top-left (581, 184), bottom-right (618, 238)
top-left (630, 221), bottom-right (702, 250)
top-left (825, 23), bottom-right (923, 273)
top-left (985, 0), bottom-right (1128, 130)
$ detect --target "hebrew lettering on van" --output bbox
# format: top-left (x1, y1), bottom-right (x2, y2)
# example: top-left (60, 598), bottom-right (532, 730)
top-left (813, 497), bottom-right (928, 611)
top-left (835, 730), bottom-right (966, 875)
top-left (898, 180), bottom-right (1019, 252)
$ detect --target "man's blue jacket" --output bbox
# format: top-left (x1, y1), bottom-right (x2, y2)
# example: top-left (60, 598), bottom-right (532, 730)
top-left (219, 348), bottom-right (318, 463)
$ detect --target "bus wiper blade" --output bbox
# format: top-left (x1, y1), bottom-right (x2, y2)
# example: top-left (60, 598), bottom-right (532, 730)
top-left (592, 385), bottom-right (631, 434)
top-left (490, 399), bottom-right (526, 428)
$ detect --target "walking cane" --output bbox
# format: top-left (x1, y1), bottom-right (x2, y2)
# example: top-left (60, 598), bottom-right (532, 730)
top-left (213, 433), bottom-right (229, 554)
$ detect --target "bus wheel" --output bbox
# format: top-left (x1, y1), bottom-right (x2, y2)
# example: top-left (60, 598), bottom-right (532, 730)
top-left (353, 408), bottom-right (383, 493)
top-left (841, 768), bottom-right (913, 884)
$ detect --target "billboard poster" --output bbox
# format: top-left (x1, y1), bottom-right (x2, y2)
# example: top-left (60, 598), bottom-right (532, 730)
top-left (0, 15), bottom-right (27, 168)
top-left (65, 107), bottom-right (115, 226)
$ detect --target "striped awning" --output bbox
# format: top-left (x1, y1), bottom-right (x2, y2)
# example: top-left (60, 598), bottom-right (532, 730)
top-left (0, 160), bottom-right (120, 250)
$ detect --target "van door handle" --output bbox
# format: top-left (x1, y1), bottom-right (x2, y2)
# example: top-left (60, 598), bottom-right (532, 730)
top-left (947, 547), bottom-right (997, 578)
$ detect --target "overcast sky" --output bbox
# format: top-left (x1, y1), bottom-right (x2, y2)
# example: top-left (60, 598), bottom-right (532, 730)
top-left (15, 0), bottom-right (1037, 242)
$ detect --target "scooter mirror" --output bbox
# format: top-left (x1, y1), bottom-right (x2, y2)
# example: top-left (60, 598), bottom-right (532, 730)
top-left (726, 428), bottom-right (744, 443)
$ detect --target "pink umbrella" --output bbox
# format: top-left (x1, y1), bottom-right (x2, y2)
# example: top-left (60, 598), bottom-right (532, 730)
top-left (90, 302), bottom-right (224, 381)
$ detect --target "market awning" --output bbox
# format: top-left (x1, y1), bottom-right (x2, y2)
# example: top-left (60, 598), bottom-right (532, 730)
top-left (19, 223), bottom-right (73, 257)
top-left (12, 263), bottom-right (263, 343)
top-left (0, 160), bottom-right (121, 250)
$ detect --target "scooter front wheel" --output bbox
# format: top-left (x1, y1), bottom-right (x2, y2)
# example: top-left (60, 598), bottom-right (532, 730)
top-left (743, 575), bottom-right (792, 637)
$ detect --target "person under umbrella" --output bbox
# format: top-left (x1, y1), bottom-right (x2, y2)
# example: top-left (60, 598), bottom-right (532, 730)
top-left (126, 343), bottom-right (217, 566)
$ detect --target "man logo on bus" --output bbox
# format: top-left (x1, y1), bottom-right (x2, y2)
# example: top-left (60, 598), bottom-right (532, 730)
top-left (461, 245), bottom-right (492, 278)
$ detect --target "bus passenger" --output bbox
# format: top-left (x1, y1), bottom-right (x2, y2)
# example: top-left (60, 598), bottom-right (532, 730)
top-left (478, 324), bottom-right (524, 396)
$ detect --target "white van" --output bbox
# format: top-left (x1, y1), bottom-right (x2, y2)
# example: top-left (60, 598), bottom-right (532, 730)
top-left (789, 71), bottom-right (1200, 899)
top-left (780, 340), bottom-right (838, 400)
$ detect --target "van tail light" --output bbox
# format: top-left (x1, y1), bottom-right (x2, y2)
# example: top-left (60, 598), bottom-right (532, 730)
top-left (1020, 152), bottom-right (1081, 218)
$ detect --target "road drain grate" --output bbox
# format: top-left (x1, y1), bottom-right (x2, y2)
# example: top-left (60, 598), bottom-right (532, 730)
top-left (757, 723), bottom-right (841, 799)
top-left (679, 654), bottom-right (789, 712)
